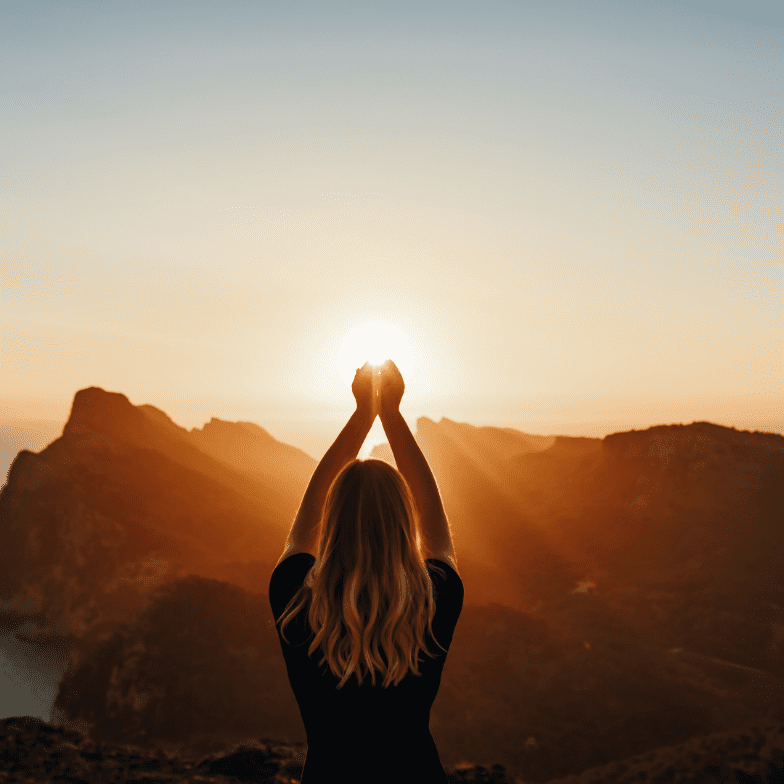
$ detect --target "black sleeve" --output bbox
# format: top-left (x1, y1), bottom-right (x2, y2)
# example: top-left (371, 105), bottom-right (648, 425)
top-left (269, 553), bottom-right (316, 624)
top-left (426, 558), bottom-right (464, 641)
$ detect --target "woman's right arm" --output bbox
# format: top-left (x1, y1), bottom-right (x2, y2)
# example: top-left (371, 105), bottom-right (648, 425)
top-left (378, 360), bottom-right (458, 571)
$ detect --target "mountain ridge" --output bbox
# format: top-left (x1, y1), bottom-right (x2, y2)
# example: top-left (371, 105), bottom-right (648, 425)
top-left (0, 387), bottom-right (314, 642)
top-left (1, 388), bottom-right (782, 782)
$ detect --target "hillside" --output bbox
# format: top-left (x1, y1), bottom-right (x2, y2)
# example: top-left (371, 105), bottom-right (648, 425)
top-left (408, 417), bottom-right (784, 676)
top-left (1, 393), bottom-right (782, 781)
top-left (0, 387), bottom-right (315, 645)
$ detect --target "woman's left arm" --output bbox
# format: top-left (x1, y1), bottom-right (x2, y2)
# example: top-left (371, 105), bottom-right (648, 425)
top-left (276, 362), bottom-right (377, 566)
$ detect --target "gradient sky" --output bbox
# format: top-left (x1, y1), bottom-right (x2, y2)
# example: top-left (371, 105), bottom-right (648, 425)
top-left (2, 0), bottom-right (781, 457)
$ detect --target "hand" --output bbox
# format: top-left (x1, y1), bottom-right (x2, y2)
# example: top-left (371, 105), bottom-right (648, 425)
top-left (378, 359), bottom-right (404, 415)
top-left (352, 362), bottom-right (378, 417)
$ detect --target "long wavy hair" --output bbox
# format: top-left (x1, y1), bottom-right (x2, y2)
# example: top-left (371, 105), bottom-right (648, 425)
top-left (276, 459), bottom-right (447, 689)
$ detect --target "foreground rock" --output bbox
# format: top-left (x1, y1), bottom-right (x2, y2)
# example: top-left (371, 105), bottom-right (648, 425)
top-left (546, 722), bottom-right (784, 784)
top-left (0, 715), bottom-right (302, 784)
top-left (0, 716), bottom-right (520, 783)
top-left (2, 716), bottom-right (782, 784)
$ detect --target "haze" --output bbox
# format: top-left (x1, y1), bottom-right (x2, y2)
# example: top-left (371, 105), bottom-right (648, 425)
top-left (2, 0), bottom-right (781, 461)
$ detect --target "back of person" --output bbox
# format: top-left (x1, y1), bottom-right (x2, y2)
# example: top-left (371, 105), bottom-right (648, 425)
top-left (270, 361), bottom-right (463, 783)
top-left (270, 552), bottom-right (463, 783)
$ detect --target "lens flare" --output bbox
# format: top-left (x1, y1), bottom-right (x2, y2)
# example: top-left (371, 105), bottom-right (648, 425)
top-left (336, 320), bottom-right (415, 385)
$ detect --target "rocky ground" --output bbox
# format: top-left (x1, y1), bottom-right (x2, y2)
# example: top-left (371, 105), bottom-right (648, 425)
top-left (0, 716), bottom-right (519, 783)
top-left (547, 723), bottom-right (784, 784)
top-left (2, 716), bottom-right (784, 784)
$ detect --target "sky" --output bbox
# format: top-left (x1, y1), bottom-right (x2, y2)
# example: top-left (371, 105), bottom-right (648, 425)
top-left (2, 0), bottom-right (782, 459)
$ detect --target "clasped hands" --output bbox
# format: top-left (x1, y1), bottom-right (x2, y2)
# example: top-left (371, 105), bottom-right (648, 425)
top-left (352, 360), bottom-right (404, 419)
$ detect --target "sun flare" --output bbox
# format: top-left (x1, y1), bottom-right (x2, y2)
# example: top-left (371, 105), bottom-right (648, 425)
top-left (336, 320), bottom-right (416, 386)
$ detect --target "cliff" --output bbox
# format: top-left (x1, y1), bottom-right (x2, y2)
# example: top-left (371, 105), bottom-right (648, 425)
top-left (0, 387), bottom-right (315, 644)
top-left (3, 396), bottom-right (782, 782)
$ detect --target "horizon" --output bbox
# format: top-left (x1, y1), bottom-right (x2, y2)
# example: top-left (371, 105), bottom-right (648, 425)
top-left (2, 385), bottom-right (782, 467)
top-left (2, 0), bottom-right (782, 763)
top-left (1, 361), bottom-right (783, 773)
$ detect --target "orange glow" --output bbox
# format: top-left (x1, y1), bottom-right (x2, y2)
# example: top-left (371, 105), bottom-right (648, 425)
top-left (335, 320), bottom-right (415, 386)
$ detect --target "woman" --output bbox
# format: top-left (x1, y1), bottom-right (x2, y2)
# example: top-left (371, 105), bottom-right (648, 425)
top-left (269, 359), bottom-right (464, 784)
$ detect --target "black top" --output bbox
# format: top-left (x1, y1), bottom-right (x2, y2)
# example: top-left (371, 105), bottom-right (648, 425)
top-left (269, 553), bottom-right (464, 784)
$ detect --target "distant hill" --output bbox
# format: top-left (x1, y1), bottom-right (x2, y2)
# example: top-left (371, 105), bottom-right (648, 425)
top-left (368, 441), bottom-right (396, 468)
top-left (0, 387), bottom-right (316, 644)
top-left (51, 573), bottom-right (783, 782)
top-left (412, 417), bottom-right (784, 675)
top-left (146, 409), bottom-right (314, 508)
top-left (1, 394), bottom-right (782, 782)
top-left (53, 574), bottom-right (304, 756)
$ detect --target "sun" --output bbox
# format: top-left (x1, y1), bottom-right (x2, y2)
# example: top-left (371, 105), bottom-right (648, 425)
top-left (336, 320), bottom-right (416, 386)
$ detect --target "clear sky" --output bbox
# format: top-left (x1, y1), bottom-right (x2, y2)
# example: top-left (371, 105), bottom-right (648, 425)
top-left (2, 0), bottom-right (781, 457)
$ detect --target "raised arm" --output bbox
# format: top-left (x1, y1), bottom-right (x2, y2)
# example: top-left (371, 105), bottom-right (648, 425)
top-left (378, 360), bottom-right (458, 572)
top-left (275, 362), bottom-right (376, 567)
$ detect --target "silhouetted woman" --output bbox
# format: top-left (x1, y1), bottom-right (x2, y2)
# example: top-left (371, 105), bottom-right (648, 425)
top-left (269, 359), bottom-right (464, 784)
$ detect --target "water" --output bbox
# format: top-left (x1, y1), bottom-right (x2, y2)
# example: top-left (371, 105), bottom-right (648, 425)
top-left (0, 623), bottom-right (74, 722)
top-left (1, 421), bottom-right (74, 722)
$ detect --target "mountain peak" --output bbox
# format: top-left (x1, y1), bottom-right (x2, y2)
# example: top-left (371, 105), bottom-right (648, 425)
top-left (601, 420), bottom-right (784, 468)
top-left (138, 404), bottom-right (188, 437)
top-left (192, 418), bottom-right (275, 443)
top-left (63, 387), bottom-right (142, 440)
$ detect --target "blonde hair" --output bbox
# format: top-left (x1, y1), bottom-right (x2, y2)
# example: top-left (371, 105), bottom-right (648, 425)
top-left (276, 459), bottom-right (447, 689)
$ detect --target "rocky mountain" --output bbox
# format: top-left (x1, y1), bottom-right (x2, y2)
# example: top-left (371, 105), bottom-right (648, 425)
top-left (409, 417), bottom-right (784, 676)
top-left (0, 387), bottom-right (315, 645)
top-left (50, 572), bottom-right (782, 782)
top-left (52, 575), bottom-right (303, 756)
top-left (146, 409), bottom-right (314, 512)
top-left (2, 394), bottom-right (782, 782)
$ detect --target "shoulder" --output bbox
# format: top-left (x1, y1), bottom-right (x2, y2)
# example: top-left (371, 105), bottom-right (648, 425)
top-left (271, 551), bottom-right (315, 583)
top-left (269, 552), bottom-right (316, 616)
top-left (274, 547), bottom-right (316, 571)
top-left (425, 558), bottom-right (464, 629)
top-left (425, 557), bottom-right (463, 596)
top-left (425, 554), bottom-right (460, 579)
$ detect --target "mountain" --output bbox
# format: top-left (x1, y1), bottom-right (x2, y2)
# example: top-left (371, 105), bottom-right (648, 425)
top-left (51, 572), bottom-right (783, 782)
top-left (397, 418), bottom-right (603, 607)
top-left (2, 395), bottom-right (782, 782)
top-left (186, 416), bottom-right (313, 506)
top-left (411, 417), bottom-right (784, 675)
top-left (52, 574), bottom-right (304, 756)
top-left (368, 441), bottom-right (396, 468)
top-left (0, 387), bottom-right (315, 645)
